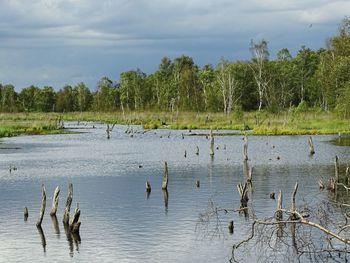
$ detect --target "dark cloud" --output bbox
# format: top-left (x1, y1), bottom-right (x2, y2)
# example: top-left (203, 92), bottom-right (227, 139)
top-left (0, 0), bottom-right (349, 89)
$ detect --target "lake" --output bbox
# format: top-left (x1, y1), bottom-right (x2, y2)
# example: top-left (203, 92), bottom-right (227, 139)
top-left (0, 122), bottom-right (349, 263)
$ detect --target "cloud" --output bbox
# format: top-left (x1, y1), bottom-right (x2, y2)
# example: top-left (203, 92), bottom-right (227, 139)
top-left (0, 0), bottom-right (349, 88)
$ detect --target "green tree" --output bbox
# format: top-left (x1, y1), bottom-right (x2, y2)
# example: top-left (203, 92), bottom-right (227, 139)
top-left (18, 85), bottom-right (40, 112)
top-left (0, 84), bottom-right (17, 112)
top-left (36, 86), bottom-right (56, 112)
top-left (56, 85), bottom-right (75, 112)
top-left (74, 82), bottom-right (92, 111)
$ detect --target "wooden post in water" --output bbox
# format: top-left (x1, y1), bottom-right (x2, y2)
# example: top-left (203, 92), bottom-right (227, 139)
top-left (196, 146), bottom-right (199, 155)
top-left (290, 182), bottom-right (298, 220)
top-left (50, 186), bottom-right (60, 216)
top-left (146, 181), bottom-right (151, 193)
top-left (308, 136), bottom-right (315, 155)
top-left (36, 185), bottom-right (46, 227)
top-left (275, 190), bottom-right (283, 221)
top-left (69, 203), bottom-right (81, 234)
top-left (162, 162), bottom-right (168, 190)
top-left (24, 207), bottom-right (29, 221)
top-left (243, 134), bottom-right (248, 161)
top-left (209, 130), bottom-right (214, 157)
top-left (106, 124), bottom-right (110, 139)
top-left (63, 183), bottom-right (73, 225)
top-left (228, 220), bottom-right (234, 234)
top-left (237, 182), bottom-right (249, 209)
top-left (334, 156), bottom-right (339, 183)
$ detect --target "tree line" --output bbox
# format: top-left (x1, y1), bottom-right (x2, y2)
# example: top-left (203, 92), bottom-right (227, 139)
top-left (1, 18), bottom-right (349, 117)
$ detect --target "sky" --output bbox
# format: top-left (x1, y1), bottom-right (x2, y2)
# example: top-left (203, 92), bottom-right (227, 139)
top-left (0, 0), bottom-right (349, 90)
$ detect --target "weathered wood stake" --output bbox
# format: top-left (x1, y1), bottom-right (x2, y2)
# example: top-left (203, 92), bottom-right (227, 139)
top-left (290, 182), bottom-right (299, 220)
top-left (63, 183), bottom-right (73, 225)
top-left (318, 179), bottom-right (325, 189)
top-left (196, 180), bottom-right (200, 188)
top-left (308, 136), bottom-right (315, 155)
top-left (275, 190), bottom-right (283, 221)
top-left (237, 182), bottom-right (249, 209)
top-left (106, 124), bottom-right (110, 139)
top-left (36, 184), bottom-right (46, 227)
top-left (146, 181), bottom-right (151, 193)
top-left (70, 203), bottom-right (81, 234)
top-left (162, 162), bottom-right (168, 190)
top-left (196, 146), bottom-right (199, 155)
top-left (228, 220), bottom-right (234, 234)
top-left (24, 206), bottom-right (29, 221)
top-left (50, 186), bottom-right (60, 216)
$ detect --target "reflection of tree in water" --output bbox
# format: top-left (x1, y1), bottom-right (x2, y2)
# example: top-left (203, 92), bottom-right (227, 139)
top-left (196, 198), bottom-right (235, 240)
top-left (197, 186), bottom-right (350, 262)
top-left (50, 215), bottom-right (60, 238)
top-left (36, 225), bottom-right (46, 254)
top-left (64, 223), bottom-right (81, 258)
top-left (163, 189), bottom-right (169, 214)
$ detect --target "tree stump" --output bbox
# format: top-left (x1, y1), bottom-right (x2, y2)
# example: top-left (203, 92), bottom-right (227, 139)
top-left (24, 206), bottom-right (29, 221)
top-left (228, 220), bottom-right (234, 234)
top-left (69, 204), bottom-right (81, 234)
top-left (308, 136), bottom-right (315, 155)
top-left (36, 185), bottom-right (46, 227)
top-left (50, 186), bottom-right (60, 216)
top-left (146, 181), bottom-right (151, 193)
top-left (63, 183), bottom-right (73, 225)
top-left (237, 182), bottom-right (249, 209)
top-left (162, 162), bottom-right (168, 190)
top-left (275, 190), bottom-right (283, 221)
top-left (290, 182), bottom-right (299, 220)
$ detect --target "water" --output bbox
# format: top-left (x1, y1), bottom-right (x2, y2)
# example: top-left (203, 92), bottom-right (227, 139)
top-left (0, 122), bottom-right (349, 263)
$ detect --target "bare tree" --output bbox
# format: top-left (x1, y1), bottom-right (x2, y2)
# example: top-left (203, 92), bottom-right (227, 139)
top-left (217, 58), bottom-right (241, 114)
top-left (249, 39), bottom-right (269, 111)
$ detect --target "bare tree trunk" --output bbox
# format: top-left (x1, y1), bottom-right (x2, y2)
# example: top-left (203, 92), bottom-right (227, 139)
top-left (276, 190), bottom-right (283, 221)
top-left (36, 185), bottom-right (46, 227)
top-left (50, 186), bottom-right (60, 216)
top-left (63, 183), bottom-right (73, 225)
top-left (308, 136), bottom-right (315, 155)
top-left (162, 162), bottom-right (168, 190)
top-left (70, 204), bottom-right (81, 234)
top-left (290, 182), bottom-right (298, 220)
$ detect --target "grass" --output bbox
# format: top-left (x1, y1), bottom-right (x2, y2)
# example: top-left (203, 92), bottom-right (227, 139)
top-left (0, 110), bottom-right (349, 137)
top-left (0, 113), bottom-right (63, 138)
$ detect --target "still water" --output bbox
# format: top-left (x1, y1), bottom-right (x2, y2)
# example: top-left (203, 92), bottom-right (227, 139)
top-left (0, 123), bottom-right (349, 263)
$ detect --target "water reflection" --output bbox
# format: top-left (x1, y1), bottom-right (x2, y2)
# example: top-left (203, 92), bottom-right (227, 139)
top-left (146, 189), bottom-right (151, 199)
top-left (162, 189), bottom-right (168, 213)
top-left (36, 225), bottom-right (46, 254)
top-left (50, 215), bottom-right (60, 237)
top-left (64, 223), bottom-right (81, 257)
